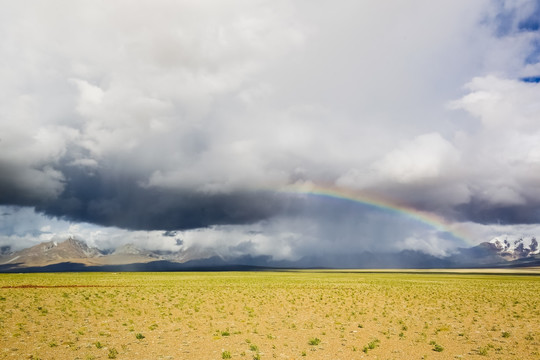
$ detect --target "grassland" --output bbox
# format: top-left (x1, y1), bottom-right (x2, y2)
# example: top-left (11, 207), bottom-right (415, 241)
top-left (0, 271), bottom-right (538, 359)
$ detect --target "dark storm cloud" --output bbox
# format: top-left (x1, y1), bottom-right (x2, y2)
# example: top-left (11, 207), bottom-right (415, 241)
top-left (0, 161), bottom-right (63, 206)
top-left (456, 200), bottom-right (540, 225)
top-left (31, 166), bottom-right (287, 230)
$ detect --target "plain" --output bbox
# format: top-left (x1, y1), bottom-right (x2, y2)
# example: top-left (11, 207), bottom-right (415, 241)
top-left (0, 270), bottom-right (538, 360)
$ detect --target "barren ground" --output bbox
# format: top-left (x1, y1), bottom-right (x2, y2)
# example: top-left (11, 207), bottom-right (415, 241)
top-left (0, 271), bottom-right (538, 360)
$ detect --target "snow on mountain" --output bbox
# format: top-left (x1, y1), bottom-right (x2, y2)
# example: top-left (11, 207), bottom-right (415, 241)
top-left (489, 235), bottom-right (539, 260)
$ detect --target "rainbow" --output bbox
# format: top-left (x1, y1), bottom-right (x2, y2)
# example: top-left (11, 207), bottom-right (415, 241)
top-left (273, 183), bottom-right (471, 244)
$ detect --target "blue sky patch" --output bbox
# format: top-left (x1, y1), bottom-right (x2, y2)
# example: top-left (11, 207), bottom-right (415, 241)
top-left (520, 76), bottom-right (540, 83)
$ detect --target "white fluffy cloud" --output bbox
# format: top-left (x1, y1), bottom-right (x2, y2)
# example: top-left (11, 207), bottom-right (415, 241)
top-left (374, 133), bottom-right (461, 184)
top-left (449, 76), bottom-right (540, 207)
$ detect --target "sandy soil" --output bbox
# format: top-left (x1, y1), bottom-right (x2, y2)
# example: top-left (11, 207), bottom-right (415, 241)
top-left (0, 271), bottom-right (538, 360)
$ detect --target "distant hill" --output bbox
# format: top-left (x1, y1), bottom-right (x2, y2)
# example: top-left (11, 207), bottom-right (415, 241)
top-left (1, 236), bottom-right (539, 272)
top-left (0, 238), bottom-right (226, 271)
top-left (0, 237), bottom-right (102, 267)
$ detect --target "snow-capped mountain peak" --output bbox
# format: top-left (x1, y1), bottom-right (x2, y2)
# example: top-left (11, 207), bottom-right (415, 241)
top-left (489, 235), bottom-right (539, 259)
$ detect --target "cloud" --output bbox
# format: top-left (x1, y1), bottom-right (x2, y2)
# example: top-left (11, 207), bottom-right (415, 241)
top-left (445, 75), bottom-right (540, 223)
top-left (451, 75), bottom-right (540, 131)
top-left (0, 202), bottom-right (467, 259)
top-left (374, 133), bottom-right (461, 184)
top-left (397, 234), bottom-right (460, 258)
top-left (1, 1), bottom-right (540, 257)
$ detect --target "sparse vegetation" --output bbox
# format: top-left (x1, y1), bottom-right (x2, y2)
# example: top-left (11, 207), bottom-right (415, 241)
top-left (107, 348), bottom-right (118, 359)
top-left (363, 339), bottom-right (380, 353)
top-left (478, 346), bottom-right (489, 356)
top-left (0, 271), bottom-right (538, 359)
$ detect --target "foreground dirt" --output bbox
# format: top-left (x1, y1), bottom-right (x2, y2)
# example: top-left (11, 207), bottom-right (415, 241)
top-left (0, 271), bottom-right (538, 360)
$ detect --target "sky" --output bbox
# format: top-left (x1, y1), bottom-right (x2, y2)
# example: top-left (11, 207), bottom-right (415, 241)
top-left (1, 0), bottom-right (540, 259)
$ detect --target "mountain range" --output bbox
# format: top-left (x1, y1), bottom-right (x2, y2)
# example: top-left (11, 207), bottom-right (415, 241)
top-left (0, 236), bottom-right (539, 272)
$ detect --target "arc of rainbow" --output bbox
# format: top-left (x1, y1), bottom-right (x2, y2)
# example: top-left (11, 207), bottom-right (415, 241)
top-left (273, 183), bottom-right (471, 244)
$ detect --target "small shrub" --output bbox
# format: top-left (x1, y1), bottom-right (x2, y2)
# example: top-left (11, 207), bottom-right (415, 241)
top-left (108, 348), bottom-right (118, 359)
top-left (249, 344), bottom-right (259, 352)
top-left (433, 344), bottom-right (444, 352)
top-left (94, 341), bottom-right (103, 349)
top-left (38, 307), bottom-right (48, 316)
top-left (222, 350), bottom-right (232, 359)
top-left (135, 333), bottom-right (145, 339)
top-left (308, 337), bottom-right (321, 346)
top-left (502, 331), bottom-right (511, 338)
top-left (362, 339), bottom-right (380, 353)
top-left (221, 330), bottom-right (230, 336)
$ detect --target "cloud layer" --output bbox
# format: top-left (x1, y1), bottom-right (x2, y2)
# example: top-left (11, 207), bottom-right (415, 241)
top-left (1, 1), bottom-right (540, 256)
